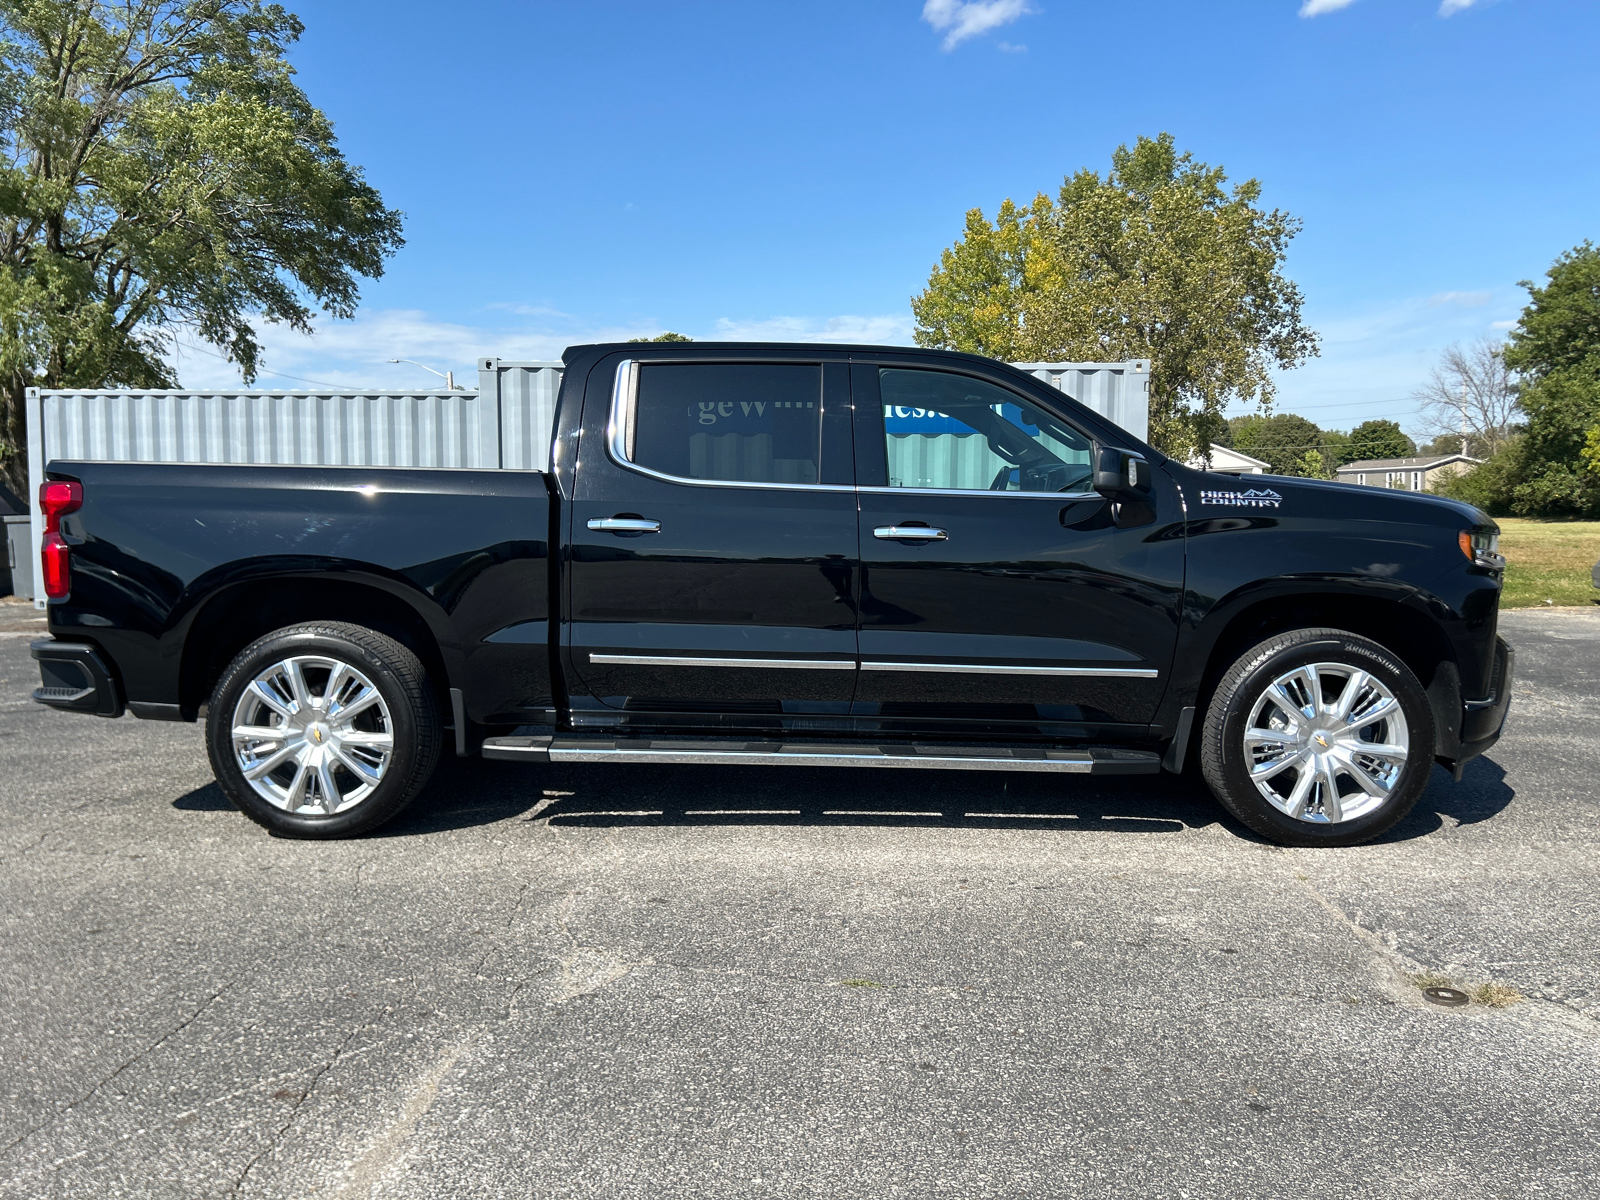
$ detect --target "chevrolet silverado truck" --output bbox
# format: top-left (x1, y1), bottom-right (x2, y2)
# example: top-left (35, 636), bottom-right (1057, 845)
top-left (29, 342), bottom-right (1513, 846)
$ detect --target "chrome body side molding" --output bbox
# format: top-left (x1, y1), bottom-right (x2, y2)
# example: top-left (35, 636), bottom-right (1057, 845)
top-left (588, 653), bottom-right (856, 671)
top-left (860, 661), bottom-right (1159, 679)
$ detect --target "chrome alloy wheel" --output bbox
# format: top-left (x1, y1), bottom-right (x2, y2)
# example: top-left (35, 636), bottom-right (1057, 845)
top-left (229, 656), bottom-right (394, 815)
top-left (1243, 662), bottom-right (1410, 824)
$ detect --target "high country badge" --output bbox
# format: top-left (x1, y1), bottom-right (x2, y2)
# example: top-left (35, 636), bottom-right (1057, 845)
top-left (1199, 487), bottom-right (1282, 508)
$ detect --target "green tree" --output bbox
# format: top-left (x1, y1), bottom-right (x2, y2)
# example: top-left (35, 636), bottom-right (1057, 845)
top-left (1230, 411), bottom-right (1328, 476)
top-left (0, 0), bottom-right (403, 494)
top-left (1345, 420), bottom-right (1416, 463)
top-left (1582, 425), bottom-right (1600, 476)
top-left (1296, 448), bottom-right (1327, 479)
top-left (1496, 242), bottom-right (1600, 517)
top-left (628, 332), bottom-right (693, 342)
top-left (1321, 428), bottom-right (1351, 466)
top-left (1505, 242), bottom-right (1600, 377)
top-left (1432, 444), bottom-right (1521, 510)
top-left (911, 134), bottom-right (1319, 460)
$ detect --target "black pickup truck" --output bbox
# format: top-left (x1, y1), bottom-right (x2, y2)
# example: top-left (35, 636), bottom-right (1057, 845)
top-left (30, 342), bottom-right (1513, 846)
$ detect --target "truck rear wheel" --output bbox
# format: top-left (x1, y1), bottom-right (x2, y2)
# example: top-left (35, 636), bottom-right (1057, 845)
top-left (205, 623), bottom-right (442, 838)
top-left (1200, 628), bottom-right (1435, 847)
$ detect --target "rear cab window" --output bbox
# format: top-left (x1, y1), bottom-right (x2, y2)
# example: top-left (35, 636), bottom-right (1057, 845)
top-left (629, 363), bottom-right (822, 485)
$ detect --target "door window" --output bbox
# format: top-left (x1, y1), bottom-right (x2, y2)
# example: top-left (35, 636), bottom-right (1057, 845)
top-left (630, 363), bottom-right (822, 485)
top-left (878, 368), bottom-right (1093, 493)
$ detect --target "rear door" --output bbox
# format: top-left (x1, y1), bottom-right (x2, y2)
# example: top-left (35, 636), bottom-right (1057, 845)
top-left (566, 353), bottom-right (859, 722)
top-left (850, 360), bottom-right (1184, 737)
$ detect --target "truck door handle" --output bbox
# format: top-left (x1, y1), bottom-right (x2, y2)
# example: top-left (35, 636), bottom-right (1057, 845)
top-left (874, 525), bottom-right (948, 541)
top-left (587, 517), bottom-right (661, 534)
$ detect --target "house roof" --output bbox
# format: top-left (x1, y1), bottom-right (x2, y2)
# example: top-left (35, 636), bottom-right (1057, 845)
top-left (1336, 453), bottom-right (1480, 473)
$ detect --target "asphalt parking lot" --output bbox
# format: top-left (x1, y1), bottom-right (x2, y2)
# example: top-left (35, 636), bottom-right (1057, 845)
top-left (2, 608), bottom-right (1597, 1199)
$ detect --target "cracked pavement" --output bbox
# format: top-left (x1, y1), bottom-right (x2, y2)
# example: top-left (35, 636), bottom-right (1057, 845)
top-left (1, 608), bottom-right (1597, 1198)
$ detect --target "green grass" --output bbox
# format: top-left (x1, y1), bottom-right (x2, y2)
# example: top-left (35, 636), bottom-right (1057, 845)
top-left (1470, 981), bottom-right (1523, 1008)
top-left (1496, 519), bottom-right (1600, 609)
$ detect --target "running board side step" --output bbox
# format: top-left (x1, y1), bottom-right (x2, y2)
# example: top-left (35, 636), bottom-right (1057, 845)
top-left (480, 734), bottom-right (1160, 775)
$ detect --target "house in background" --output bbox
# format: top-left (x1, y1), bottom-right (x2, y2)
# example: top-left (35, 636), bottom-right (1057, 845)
top-left (1189, 444), bottom-right (1270, 475)
top-left (1334, 453), bottom-right (1479, 491)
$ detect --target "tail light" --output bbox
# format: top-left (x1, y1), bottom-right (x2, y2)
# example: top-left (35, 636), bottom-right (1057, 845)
top-left (39, 480), bottom-right (83, 600)
top-left (40, 533), bottom-right (70, 598)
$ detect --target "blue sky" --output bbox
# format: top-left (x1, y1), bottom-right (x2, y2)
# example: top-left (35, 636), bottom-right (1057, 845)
top-left (173, 0), bottom-right (1600, 438)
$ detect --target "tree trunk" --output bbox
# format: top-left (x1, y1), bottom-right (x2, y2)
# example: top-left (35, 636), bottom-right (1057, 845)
top-left (2, 376), bottom-right (30, 504)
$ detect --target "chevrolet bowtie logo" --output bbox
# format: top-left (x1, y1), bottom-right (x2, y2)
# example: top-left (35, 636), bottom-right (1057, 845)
top-left (312, 728), bottom-right (324, 743)
top-left (1314, 734), bottom-right (1329, 748)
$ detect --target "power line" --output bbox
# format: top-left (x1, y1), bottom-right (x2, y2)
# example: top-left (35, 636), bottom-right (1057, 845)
top-left (1228, 400), bottom-right (1426, 417)
top-left (169, 339), bottom-right (365, 390)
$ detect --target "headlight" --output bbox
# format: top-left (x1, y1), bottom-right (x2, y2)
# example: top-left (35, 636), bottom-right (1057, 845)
top-left (1458, 529), bottom-right (1504, 570)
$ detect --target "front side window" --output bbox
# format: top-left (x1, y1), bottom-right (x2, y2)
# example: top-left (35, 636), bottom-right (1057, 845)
top-left (879, 368), bottom-right (1093, 493)
top-left (629, 362), bottom-right (821, 485)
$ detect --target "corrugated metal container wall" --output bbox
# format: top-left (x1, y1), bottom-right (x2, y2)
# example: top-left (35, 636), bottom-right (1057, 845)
top-left (477, 360), bottom-right (564, 471)
top-left (37, 389), bottom-right (499, 468)
top-left (1013, 362), bottom-right (1150, 444)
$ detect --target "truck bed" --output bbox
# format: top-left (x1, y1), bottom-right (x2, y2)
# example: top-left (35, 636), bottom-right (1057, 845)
top-left (41, 462), bottom-right (554, 730)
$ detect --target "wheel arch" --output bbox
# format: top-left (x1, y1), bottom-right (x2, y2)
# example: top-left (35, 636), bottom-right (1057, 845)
top-left (177, 573), bottom-right (452, 720)
top-left (1186, 585), bottom-right (1462, 760)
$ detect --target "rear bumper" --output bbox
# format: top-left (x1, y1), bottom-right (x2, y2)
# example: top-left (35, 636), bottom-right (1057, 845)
top-left (1455, 636), bottom-right (1513, 764)
top-left (31, 639), bottom-right (124, 718)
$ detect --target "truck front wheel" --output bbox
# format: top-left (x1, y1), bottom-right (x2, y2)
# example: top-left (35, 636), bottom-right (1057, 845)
top-left (1200, 628), bottom-right (1435, 847)
top-left (205, 622), bottom-right (442, 838)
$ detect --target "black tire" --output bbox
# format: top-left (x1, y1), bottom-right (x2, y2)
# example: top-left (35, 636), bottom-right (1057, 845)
top-left (205, 622), bottom-right (442, 838)
top-left (1200, 628), bottom-right (1435, 848)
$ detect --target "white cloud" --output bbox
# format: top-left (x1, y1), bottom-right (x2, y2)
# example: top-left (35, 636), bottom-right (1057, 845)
top-left (922, 0), bottom-right (1034, 51)
top-left (1427, 290), bottom-right (1492, 307)
top-left (1438, 0), bottom-right (1477, 14)
top-left (1299, 0), bottom-right (1358, 16)
top-left (166, 308), bottom-right (916, 389)
top-left (168, 308), bottom-right (644, 389)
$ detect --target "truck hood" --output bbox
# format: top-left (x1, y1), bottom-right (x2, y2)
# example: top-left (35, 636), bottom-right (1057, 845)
top-left (1180, 467), bottom-right (1495, 531)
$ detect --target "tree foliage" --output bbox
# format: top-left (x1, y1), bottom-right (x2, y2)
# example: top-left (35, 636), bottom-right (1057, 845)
top-left (0, 0), bottom-right (403, 492)
top-left (1345, 419), bottom-right (1416, 463)
top-left (1228, 412), bottom-right (1328, 476)
top-left (911, 134), bottom-right (1318, 460)
top-left (627, 332), bottom-right (692, 342)
top-left (1439, 243), bottom-right (1600, 518)
top-left (1504, 242), bottom-right (1600, 378)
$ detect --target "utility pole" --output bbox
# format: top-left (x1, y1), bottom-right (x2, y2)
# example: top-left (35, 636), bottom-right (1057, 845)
top-left (1460, 383), bottom-right (1469, 458)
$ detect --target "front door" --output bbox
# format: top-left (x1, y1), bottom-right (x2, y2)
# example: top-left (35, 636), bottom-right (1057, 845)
top-left (567, 354), bottom-right (859, 725)
top-left (850, 361), bottom-right (1184, 739)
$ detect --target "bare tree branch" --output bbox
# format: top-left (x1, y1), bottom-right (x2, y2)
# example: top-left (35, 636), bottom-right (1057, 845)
top-left (1411, 338), bottom-right (1522, 458)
